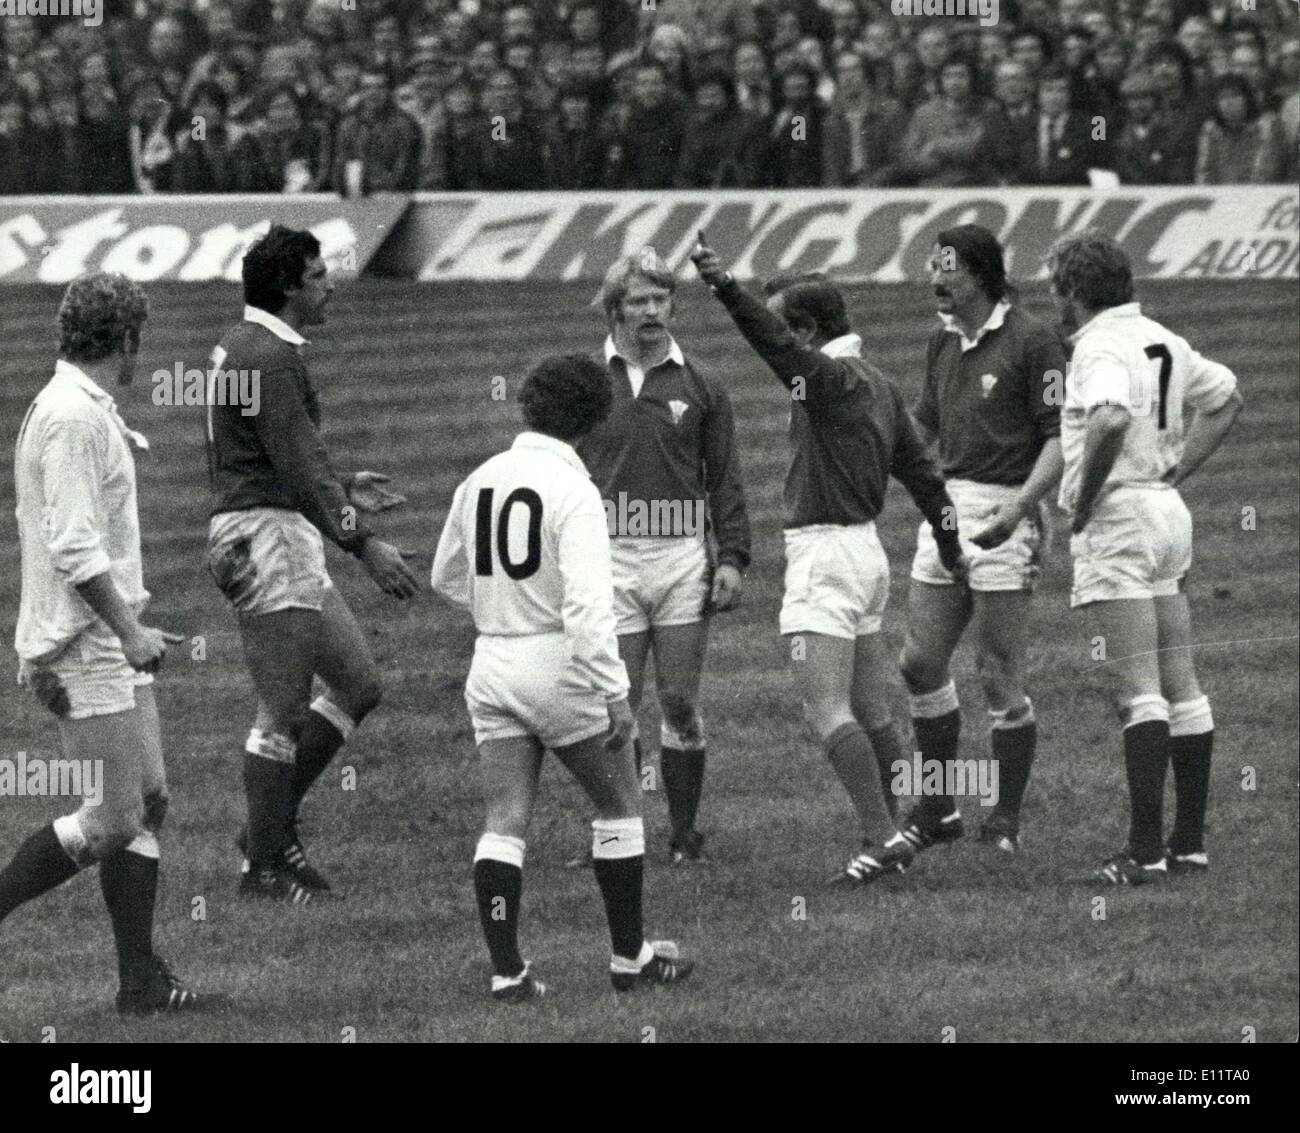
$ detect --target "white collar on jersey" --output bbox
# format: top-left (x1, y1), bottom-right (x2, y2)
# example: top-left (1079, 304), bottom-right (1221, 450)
top-left (1070, 301), bottom-right (1142, 344)
top-left (939, 298), bottom-right (1011, 353)
top-left (820, 333), bottom-right (863, 358)
top-left (244, 304), bottom-right (309, 347)
top-left (50, 359), bottom-right (150, 451)
top-left (53, 358), bottom-right (114, 408)
top-left (604, 334), bottom-right (685, 370)
top-left (512, 431), bottom-right (589, 474)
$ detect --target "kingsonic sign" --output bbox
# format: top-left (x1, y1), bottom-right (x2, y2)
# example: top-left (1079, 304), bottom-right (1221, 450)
top-left (415, 188), bottom-right (1299, 282)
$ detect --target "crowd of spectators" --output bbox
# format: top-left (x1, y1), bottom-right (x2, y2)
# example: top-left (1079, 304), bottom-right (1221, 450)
top-left (0, 0), bottom-right (1295, 195)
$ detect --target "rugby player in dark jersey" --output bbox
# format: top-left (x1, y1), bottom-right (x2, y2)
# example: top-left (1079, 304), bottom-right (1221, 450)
top-left (205, 225), bottom-right (419, 902)
top-left (897, 225), bottom-right (1066, 858)
top-left (691, 236), bottom-right (966, 885)
top-left (568, 250), bottom-right (751, 866)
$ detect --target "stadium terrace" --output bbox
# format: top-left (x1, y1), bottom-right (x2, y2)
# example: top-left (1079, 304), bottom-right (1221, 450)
top-left (0, 0), bottom-right (101, 27)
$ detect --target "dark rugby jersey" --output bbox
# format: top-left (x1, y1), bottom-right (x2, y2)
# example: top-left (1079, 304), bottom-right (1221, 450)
top-left (205, 307), bottom-right (371, 555)
top-left (576, 337), bottom-right (751, 571)
top-left (712, 278), bottom-right (957, 552)
top-left (914, 303), bottom-right (1065, 485)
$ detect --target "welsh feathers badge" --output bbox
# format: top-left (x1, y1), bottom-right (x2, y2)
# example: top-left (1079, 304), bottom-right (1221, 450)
top-left (980, 373), bottom-right (998, 398)
top-left (668, 399), bottom-right (689, 425)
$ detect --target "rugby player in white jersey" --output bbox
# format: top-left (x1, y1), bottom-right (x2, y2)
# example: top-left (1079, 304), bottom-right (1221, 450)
top-left (3, 274), bottom-right (200, 1015)
top-left (898, 225), bottom-right (1066, 858)
top-left (432, 355), bottom-right (695, 1001)
top-left (1049, 232), bottom-right (1243, 885)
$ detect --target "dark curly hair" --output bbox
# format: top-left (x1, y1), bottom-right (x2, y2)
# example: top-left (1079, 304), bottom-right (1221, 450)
top-left (58, 273), bottom-right (149, 363)
top-left (519, 354), bottom-right (611, 441)
top-left (242, 224), bottom-right (321, 314)
top-left (763, 271), bottom-right (850, 343)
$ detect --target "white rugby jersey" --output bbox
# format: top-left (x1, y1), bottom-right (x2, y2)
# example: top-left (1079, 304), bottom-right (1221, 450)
top-left (14, 361), bottom-right (149, 663)
top-left (1059, 302), bottom-right (1238, 513)
top-left (432, 431), bottom-right (629, 702)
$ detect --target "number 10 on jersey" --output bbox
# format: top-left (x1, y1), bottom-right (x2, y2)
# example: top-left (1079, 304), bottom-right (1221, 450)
top-left (475, 488), bottom-right (543, 579)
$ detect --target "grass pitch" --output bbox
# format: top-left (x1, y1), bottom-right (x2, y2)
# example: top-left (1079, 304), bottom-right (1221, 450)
top-left (0, 277), bottom-right (1296, 1042)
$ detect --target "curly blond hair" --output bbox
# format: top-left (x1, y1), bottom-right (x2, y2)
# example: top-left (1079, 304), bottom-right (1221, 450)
top-left (58, 273), bottom-right (149, 363)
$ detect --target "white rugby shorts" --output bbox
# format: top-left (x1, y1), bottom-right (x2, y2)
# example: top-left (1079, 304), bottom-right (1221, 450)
top-left (465, 632), bottom-right (611, 749)
top-left (780, 521), bottom-right (889, 639)
top-left (912, 478), bottom-right (1044, 593)
top-left (19, 621), bottom-right (153, 720)
top-left (610, 536), bottom-right (710, 635)
top-left (1070, 485), bottom-right (1192, 608)
top-left (207, 507), bottom-right (333, 615)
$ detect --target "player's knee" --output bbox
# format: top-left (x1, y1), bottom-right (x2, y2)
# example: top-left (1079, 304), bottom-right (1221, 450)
top-left (852, 697), bottom-right (893, 733)
top-left (1118, 693), bottom-right (1169, 729)
top-left (899, 645), bottom-right (943, 695)
top-left (80, 805), bottom-right (143, 860)
top-left (484, 813), bottom-right (528, 842)
top-left (1158, 660), bottom-right (1201, 705)
top-left (975, 648), bottom-right (1019, 705)
top-left (484, 798), bottom-right (530, 841)
top-left (658, 693), bottom-right (702, 748)
top-left (349, 672), bottom-right (383, 720)
top-left (261, 707), bottom-right (309, 744)
top-left (803, 699), bottom-right (854, 744)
